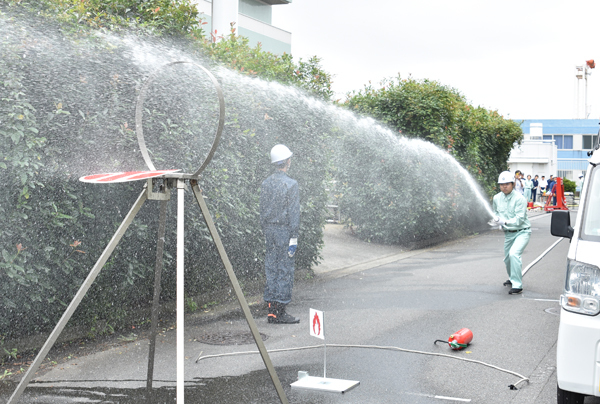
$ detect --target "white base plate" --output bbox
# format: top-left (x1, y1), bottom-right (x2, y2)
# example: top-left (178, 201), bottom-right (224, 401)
top-left (291, 372), bottom-right (359, 394)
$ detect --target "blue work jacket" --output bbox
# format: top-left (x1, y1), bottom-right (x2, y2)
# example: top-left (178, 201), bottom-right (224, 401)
top-left (260, 171), bottom-right (300, 238)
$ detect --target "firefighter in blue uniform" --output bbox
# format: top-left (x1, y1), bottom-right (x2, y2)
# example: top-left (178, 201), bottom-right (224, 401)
top-left (260, 144), bottom-right (300, 324)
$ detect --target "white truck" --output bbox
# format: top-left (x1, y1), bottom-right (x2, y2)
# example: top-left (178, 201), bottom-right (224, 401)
top-left (551, 144), bottom-right (600, 403)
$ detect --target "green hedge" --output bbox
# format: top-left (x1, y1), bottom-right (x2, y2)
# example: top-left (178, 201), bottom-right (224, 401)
top-left (344, 76), bottom-right (523, 197)
top-left (563, 178), bottom-right (576, 194)
top-left (0, 8), bottom-right (328, 339)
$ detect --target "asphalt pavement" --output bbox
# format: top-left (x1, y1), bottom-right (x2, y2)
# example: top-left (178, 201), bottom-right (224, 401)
top-left (0, 208), bottom-right (584, 403)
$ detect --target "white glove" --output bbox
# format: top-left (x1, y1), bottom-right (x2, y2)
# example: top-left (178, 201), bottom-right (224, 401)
top-left (489, 216), bottom-right (505, 227)
top-left (288, 238), bottom-right (298, 258)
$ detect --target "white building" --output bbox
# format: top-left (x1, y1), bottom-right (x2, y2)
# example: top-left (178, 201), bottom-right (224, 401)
top-left (193, 0), bottom-right (292, 55)
top-left (510, 119), bottom-right (599, 188)
top-left (508, 122), bottom-right (557, 179)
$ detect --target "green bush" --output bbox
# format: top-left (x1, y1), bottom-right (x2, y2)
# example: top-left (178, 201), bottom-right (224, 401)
top-left (200, 27), bottom-right (333, 101)
top-left (14, 0), bottom-right (333, 101)
top-left (344, 76), bottom-right (523, 196)
top-left (26, 0), bottom-right (206, 36)
top-left (563, 178), bottom-right (576, 193)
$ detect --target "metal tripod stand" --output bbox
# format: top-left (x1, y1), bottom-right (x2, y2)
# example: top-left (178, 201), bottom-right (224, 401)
top-left (8, 175), bottom-right (289, 404)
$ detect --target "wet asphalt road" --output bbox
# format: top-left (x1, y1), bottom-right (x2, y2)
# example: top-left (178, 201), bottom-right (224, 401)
top-left (1, 211), bottom-right (593, 403)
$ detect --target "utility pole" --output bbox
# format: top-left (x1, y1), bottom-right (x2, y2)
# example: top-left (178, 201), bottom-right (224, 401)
top-left (575, 60), bottom-right (595, 119)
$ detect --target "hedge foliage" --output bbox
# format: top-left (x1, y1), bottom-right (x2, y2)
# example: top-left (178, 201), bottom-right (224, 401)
top-left (0, 5), bottom-right (330, 339)
top-left (563, 178), bottom-right (576, 193)
top-left (14, 0), bottom-right (334, 101)
top-left (344, 76), bottom-right (523, 197)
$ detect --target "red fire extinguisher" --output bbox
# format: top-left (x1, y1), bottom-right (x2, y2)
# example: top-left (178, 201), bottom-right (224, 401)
top-left (434, 328), bottom-right (473, 350)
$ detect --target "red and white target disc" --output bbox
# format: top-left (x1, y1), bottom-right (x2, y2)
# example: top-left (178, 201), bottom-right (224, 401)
top-left (79, 169), bottom-right (181, 183)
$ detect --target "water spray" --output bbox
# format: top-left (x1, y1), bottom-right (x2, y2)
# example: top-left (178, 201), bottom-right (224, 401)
top-left (219, 69), bottom-right (495, 226)
top-left (7, 62), bottom-right (290, 404)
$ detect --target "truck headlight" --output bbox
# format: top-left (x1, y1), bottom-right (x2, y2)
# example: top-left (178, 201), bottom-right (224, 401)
top-left (561, 259), bottom-right (600, 316)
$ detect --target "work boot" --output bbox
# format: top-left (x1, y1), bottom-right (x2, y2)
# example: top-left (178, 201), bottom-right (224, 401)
top-left (509, 288), bottom-right (523, 295)
top-left (267, 302), bottom-right (277, 323)
top-left (267, 302), bottom-right (300, 324)
top-left (503, 280), bottom-right (512, 286)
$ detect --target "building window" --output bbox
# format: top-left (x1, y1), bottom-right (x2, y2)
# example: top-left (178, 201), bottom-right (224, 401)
top-left (558, 170), bottom-right (570, 179)
top-left (554, 135), bottom-right (563, 149)
top-left (563, 135), bottom-right (573, 149)
top-left (542, 135), bottom-right (573, 149)
top-left (583, 135), bottom-right (599, 150)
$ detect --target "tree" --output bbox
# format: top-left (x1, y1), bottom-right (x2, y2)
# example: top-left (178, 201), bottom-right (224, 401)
top-left (200, 25), bottom-right (333, 100)
top-left (24, 0), bottom-right (334, 100)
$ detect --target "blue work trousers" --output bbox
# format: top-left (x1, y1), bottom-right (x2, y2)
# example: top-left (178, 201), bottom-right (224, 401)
top-left (503, 229), bottom-right (531, 289)
top-left (263, 227), bottom-right (294, 304)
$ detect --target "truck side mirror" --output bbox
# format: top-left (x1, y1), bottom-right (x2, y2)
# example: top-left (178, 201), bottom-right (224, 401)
top-left (551, 210), bottom-right (574, 239)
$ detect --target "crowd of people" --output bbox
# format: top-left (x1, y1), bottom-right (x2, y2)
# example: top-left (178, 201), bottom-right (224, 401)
top-left (512, 170), bottom-right (564, 204)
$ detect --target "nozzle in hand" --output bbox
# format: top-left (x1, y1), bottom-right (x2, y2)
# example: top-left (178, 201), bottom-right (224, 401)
top-left (488, 216), bottom-right (505, 227)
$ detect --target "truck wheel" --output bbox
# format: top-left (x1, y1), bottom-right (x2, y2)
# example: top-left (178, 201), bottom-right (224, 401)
top-left (557, 384), bottom-right (585, 404)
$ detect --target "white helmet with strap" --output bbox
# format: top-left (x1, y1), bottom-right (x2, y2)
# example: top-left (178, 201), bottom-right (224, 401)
top-left (498, 171), bottom-right (515, 184)
top-left (270, 144), bottom-right (293, 164)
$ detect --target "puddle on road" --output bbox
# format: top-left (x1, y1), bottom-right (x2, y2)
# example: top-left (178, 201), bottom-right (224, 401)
top-left (0, 366), bottom-right (336, 404)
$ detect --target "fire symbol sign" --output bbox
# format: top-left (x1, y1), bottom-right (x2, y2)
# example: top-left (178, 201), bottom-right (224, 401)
top-left (310, 309), bottom-right (324, 340)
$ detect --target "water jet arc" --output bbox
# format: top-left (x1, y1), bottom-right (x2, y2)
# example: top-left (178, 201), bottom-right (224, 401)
top-left (135, 60), bottom-right (225, 176)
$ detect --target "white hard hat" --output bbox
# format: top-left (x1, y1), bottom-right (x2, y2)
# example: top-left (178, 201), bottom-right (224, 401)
top-left (270, 144), bottom-right (293, 164)
top-left (498, 171), bottom-right (515, 184)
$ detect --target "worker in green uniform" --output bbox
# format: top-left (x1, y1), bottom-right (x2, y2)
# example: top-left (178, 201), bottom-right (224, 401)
top-left (490, 171), bottom-right (531, 295)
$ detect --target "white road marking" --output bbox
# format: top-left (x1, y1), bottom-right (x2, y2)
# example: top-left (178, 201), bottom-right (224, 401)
top-left (434, 395), bottom-right (472, 402)
top-left (406, 392), bottom-right (471, 402)
top-left (522, 238), bottom-right (564, 277)
top-left (528, 214), bottom-right (551, 222)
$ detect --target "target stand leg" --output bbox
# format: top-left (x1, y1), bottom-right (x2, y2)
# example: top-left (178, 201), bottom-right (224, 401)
top-left (191, 182), bottom-right (289, 404)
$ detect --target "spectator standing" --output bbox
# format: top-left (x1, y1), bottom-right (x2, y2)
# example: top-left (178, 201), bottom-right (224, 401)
top-left (539, 176), bottom-right (547, 202)
top-left (514, 170), bottom-right (524, 195)
top-left (524, 175), bottom-right (533, 202)
top-left (546, 176), bottom-right (556, 206)
top-left (532, 175), bottom-right (539, 203)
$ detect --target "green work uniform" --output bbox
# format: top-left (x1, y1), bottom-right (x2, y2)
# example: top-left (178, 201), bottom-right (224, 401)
top-left (492, 189), bottom-right (531, 290)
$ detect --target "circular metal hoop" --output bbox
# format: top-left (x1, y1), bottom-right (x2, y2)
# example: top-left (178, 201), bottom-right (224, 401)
top-left (135, 61), bottom-right (225, 177)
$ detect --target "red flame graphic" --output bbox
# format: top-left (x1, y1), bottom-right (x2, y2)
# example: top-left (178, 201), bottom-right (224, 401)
top-left (312, 312), bottom-right (321, 336)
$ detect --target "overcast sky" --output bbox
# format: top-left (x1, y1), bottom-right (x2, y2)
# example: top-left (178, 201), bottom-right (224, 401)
top-left (272, 0), bottom-right (599, 120)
